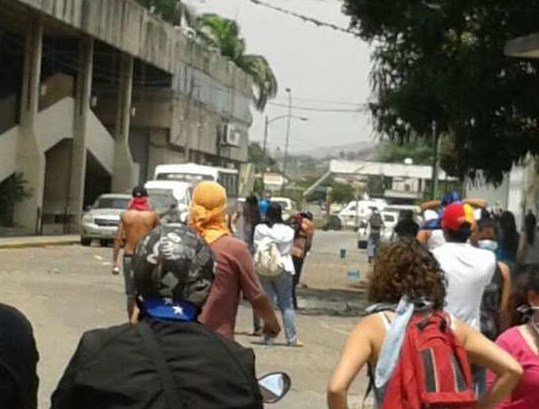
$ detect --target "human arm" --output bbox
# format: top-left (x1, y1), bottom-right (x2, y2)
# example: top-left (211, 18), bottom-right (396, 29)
top-left (250, 294), bottom-right (281, 338)
top-left (516, 233), bottom-right (527, 265)
top-left (112, 218), bottom-right (125, 271)
top-left (463, 198), bottom-right (488, 209)
top-left (456, 320), bottom-right (522, 409)
top-left (327, 316), bottom-right (376, 409)
top-left (497, 262), bottom-right (512, 331)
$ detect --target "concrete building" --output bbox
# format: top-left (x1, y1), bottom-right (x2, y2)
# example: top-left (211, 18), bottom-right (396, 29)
top-left (0, 0), bottom-right (253, 234)
top-left (329, 160), bottom-right (455, 203)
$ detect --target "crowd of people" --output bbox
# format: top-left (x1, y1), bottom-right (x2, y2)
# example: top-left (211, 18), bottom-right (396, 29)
top-left (329, 192), bottom-right (539, 409)
top-left (3, 184), bottom-right (539, 409)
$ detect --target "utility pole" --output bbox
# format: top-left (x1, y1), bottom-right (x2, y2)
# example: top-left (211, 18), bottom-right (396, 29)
top-left (281, 88), bottom-right (292, 195)
top-left (261, 116), bottom-right (269, 192)
top-left (430, 120), bottom-right (440, 200)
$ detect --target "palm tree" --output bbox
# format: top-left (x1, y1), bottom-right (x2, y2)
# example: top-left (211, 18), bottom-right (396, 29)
top-left (195, 14), bottom-right (278, 111)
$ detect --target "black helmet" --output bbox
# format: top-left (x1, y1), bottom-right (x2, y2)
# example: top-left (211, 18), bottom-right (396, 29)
top-left (132, 185), bottom-right (148, 198)
top-left (131, 225), bottom-right (215, 310)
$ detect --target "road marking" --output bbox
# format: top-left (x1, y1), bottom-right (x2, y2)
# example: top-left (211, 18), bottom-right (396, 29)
top-left (319, 321), bottom-right (351, 336)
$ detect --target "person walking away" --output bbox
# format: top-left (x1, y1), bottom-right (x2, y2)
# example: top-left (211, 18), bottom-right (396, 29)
top-left (259, 190), bottom-right (272, 221)
top-left (0, 303), bottom-right (39, 409)
top-left (432, 202), bottom-right (497, 395)
top-left (393, 209), bottom-right (419, 241)
top-left (327, 240), bottom-right (522, 409)
top-left (517, 212), bottom-right (539, 280)
top-left (188, 181), bottom-right (280, 341)
top-left (254, 203), bottom-right (302, 347)
top-left (290, 211), bottom-right (315, 310)
top-left (486, 269), bottom-right (539, 409)
top-left (113, 185), bottom-right (160, 321)
top-left (477, 214), bottom-right (512, 340)
top-left (367, 208), bottom-right (384, 264)
top-left (51, 225), bottom-right (264, 409)
top-left (231, 194), bottom-right (264, 336)
top-left (496, 211), bottom-right (519, 276)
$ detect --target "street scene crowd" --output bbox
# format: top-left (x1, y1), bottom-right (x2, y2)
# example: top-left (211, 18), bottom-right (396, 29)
top-left (3, 183), bottom-right (539, 409)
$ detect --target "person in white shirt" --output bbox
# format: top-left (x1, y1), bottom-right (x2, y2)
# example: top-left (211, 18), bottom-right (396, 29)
top-left (254, 203), bottom-right (302, 347)
top-left (432, 202), bottom-right (496, 396)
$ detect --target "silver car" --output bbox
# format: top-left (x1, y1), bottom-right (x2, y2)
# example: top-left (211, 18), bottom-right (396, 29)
top-left (80, 194), bottom-right (131, 247)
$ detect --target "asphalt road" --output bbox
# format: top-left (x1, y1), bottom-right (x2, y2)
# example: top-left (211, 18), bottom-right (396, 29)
top-left (0, 231), bottom-right (371, 409)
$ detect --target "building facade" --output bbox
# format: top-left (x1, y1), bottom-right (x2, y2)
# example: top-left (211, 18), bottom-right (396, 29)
top-left (0, 0), bottom-right (253, 234)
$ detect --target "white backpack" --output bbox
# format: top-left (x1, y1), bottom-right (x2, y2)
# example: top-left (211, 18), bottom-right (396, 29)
top-left (254, 238), bottom-right (284, 277)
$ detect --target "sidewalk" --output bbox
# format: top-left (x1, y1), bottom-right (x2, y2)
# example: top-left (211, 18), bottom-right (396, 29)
top-left (0, 235), bottom-right (79, 249)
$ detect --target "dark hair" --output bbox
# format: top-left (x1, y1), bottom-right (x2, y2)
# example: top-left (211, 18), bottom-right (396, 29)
top-left (509, 269), bottom-right (539, 326)
top-left (525, 213), bottom-right (537, 246)
top-left (444, 224), bottom-right (472, 243)
top-left (132, 185), bottom-right (148, 198)
top-left (301, 211), bottom-right (314, 221)
top-left (368, 240), bottom-right (446, 309)
top-left (243, 195), bottom-right (261, 227)
top-left (400, 210), bottom-right (414, 221)
top-left (266, 202), bottom-right (284, 227)
top-left (477, 215), bottom-right (496, 241)
top-left (498, 211), bottom-right (519, 255)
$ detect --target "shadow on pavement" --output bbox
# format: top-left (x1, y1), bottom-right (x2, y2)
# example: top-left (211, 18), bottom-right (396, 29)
top-left (296, 287), bottom-right (368, 317)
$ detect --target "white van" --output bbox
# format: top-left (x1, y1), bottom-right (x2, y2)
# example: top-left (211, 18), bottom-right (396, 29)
top-left (338, 199), bottom-right (387, 229)
top-left (153, 163), bottom-right (239, 199)
top-left (144, 180), bottom-right (192, 214)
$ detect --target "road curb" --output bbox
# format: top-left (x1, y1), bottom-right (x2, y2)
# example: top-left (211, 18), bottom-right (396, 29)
top-left (0, 240), bottom-right (79, 250)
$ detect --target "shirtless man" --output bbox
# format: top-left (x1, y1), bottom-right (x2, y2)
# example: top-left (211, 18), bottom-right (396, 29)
top-left (113, 186), bottom-right (160, 320)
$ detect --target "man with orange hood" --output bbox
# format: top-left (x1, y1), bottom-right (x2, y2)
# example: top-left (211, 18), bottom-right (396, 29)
top-left (189, 181), bottom-right (281, 340)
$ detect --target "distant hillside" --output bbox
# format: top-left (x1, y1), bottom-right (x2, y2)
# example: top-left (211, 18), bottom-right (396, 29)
top-left (294, 141), bottom-right (379, 160)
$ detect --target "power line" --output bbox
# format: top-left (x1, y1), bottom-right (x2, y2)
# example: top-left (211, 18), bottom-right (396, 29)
top-left (273, 96), bottom-right (366, 107)
top-left (268, 101), bottom-right (367, 112)
top-left (246, 0), bottom-right (356, 35)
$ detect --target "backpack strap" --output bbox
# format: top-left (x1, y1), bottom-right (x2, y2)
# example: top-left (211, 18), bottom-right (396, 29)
top-left (136, 321), bottom-right (187, 409)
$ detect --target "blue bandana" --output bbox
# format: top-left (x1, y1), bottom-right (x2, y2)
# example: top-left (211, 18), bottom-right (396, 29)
top-left (142, 298), bottom-right (198, 322)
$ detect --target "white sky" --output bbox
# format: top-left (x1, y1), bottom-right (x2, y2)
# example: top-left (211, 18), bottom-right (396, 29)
top-left (186, 0), bottom-right (375, 153)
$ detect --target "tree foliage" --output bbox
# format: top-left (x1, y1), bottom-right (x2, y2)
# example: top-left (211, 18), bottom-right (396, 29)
top-left (376, 139), bottom-right (433, 165)
top-left (248, 142), bottom-right (277, 172)
top-left (342, 1), bottom-right (539, 183)
top-left (195, 14), bottom-right (278, 111)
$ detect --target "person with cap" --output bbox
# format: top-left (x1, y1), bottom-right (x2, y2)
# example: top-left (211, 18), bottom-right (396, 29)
top-left (432, 202), bottom-right (497, 396)
top-left (51, 224), bottom-right (264, 409)
top-left (188, 181), bottom-right (280, 341)
top-left (113, 185), bottom-right (160, 321)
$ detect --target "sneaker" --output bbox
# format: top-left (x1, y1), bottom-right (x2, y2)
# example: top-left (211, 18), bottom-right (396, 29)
top-left (287, 340), bottom-right (304, 347)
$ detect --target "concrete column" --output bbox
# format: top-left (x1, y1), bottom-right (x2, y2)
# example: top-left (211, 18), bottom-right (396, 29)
top-left (67, 37), bottom-right (94, 230)
top-left (14, 15), bottom-right (45, 233)
top-left (111, 55), bottom-right (136, 193)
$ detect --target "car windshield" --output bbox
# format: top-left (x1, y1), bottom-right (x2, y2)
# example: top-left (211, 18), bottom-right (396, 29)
top-left (93, 197), bottom-right (129, 209)
top-left (156, 173), bottom-right (213, 185)
top-left (273, 200), bottom-right (290, 210)
top-left (147, 189), bottom-right (182, 211)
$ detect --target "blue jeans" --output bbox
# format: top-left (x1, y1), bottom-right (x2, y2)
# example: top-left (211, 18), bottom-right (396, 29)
top-left (259, 272), bottom-right (298, 345)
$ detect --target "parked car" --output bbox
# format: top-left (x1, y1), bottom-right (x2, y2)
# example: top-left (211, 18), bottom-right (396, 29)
top-left (80, 194), bottom-right (131, 247)
top-left (357, 210), bottom-right (399, 249)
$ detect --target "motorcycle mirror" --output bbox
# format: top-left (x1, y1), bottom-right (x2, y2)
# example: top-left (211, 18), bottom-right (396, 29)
top-left (258, 372), bottom-right (291, 404)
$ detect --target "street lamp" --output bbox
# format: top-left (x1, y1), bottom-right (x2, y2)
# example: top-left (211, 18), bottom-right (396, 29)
top-left (261, 112), bottom-right (308, 191)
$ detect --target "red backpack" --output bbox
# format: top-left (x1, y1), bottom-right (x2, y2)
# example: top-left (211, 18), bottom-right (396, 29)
top-left (381, 312), bottom-right (477, 409)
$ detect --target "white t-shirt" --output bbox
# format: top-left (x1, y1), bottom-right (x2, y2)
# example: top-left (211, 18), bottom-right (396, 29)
top-left (432, 242), bottom-right (496, 330)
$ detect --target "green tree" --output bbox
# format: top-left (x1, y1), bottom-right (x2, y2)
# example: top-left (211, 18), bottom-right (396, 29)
top-left (195, 14), bottom-right (278, 111)
top-left (0, 173), bottom-right (32, 227)
top-left (376, 139), bottom-right (433, 165)
top-left (248, 142), bottom-right (277, 172)
top-left (342, 1), bottom-right (539, 183)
